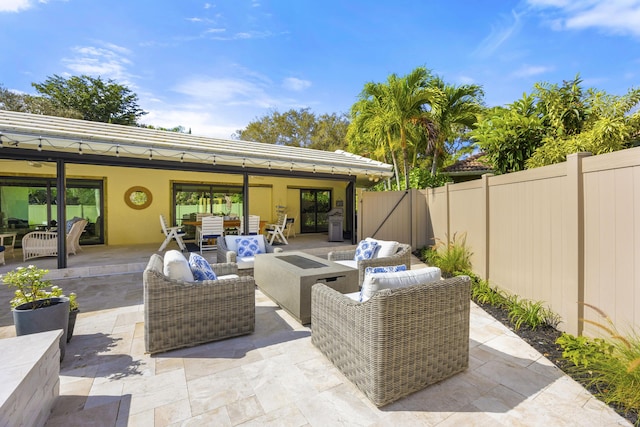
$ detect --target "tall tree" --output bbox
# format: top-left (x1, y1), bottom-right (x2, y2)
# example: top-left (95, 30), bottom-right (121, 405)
top-left (349, 67), bottom-right (440, 189)
top-left (32, 75), bottom-right (147, 125)
top-left (348, 81), bottom-right (402, 189)
top-left (233, 108), bottom-right (349, 150)
top-left (423, 78), bottom-right (484, 175)
top-left (0, 84), bottom-right (82, 118)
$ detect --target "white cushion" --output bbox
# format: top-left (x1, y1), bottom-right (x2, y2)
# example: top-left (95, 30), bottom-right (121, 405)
top-left (239, 256), bottom-right (255, 264)
top-left (217, 274), bottom-right (240, 280)
top-left (344, 291), bottom-right (361, 301)
top-left (163, 250), bottom-right (194, 282)
top-left (360, 267), bottom-right (442, 302)
top-left (335, 259), bottom-right (358, 269)
top-left (224, 235), bottom-right (239, 252)
top-left (365, 237), bottom-right (399, 258)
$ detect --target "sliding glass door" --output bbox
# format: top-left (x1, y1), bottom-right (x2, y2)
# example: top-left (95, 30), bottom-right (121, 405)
top-left (173, 183), bottom-right (244, 239)
top-left (0, 177), bottom-right (104, 247)
top-left (300, 189), bottom-right (331, 233)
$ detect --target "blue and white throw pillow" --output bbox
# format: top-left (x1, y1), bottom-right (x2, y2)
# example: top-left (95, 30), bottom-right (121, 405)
top-left (235, 237), bottom-right (262, 258)
top-left (354, 239), bottom-right (379, 261)
top-left (188, 253), bottom-right (217, 281)
top-left (360, 264), bottom-right (407, 302)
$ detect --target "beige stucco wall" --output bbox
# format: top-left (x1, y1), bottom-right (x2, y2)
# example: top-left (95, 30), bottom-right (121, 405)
top-left (0, 161), bottom-right (348, 246)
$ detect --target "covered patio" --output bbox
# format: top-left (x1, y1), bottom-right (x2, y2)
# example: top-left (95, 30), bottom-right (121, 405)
top-left (0, 236), bottom-right (630, 426)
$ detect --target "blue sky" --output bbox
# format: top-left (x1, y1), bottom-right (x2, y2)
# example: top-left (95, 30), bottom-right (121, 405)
top-left (1, 0), bottom-right (639, 139)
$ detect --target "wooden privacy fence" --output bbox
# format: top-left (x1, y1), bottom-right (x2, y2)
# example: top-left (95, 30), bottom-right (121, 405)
top-left (358, 148), bottom-right (640, 336)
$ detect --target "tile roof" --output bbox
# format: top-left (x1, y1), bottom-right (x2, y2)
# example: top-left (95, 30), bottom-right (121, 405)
top-left (442, 152), bottom-right (493, 174)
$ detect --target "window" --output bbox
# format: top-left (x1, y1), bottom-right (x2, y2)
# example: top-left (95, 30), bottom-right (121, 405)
top-left (172, 183), bottom-right (244, 239)
top-left (0, 177), bottom-right (104, 247)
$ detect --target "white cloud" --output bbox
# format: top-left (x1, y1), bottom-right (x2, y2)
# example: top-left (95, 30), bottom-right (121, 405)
top-left (0, 0), bottom-right (32, 12)
top-left (474, 10), bottom-right (524, 58)
top-left (282, 77), bottom-right (311, 91)
top-left (512, 65), bottom-right (554, 77)
top-left (62, 43), bottom-right (133, 83)
top-left (455, 75), bottom-right (476, 85)
top-left (528, 0), bottom-right (640, 37)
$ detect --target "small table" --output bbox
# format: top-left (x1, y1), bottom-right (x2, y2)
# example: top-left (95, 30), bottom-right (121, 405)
top-left (254, 251), bottom-right (359, 324)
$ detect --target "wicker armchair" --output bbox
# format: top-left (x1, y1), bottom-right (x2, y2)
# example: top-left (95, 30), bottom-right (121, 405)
top-left (327, 242), bottom-right (412, 286)
top-left (216, 234), bottom-right (283, 264)
top-left (143, 254), bottom-right (256, 354)
top-left (22, 219), bottom-right (88, 261)
top-left (311, 275), bottom-right (471, 407)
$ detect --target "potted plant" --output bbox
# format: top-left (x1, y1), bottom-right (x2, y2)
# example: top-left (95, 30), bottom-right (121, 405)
top-left (2, 265), bottom-right (72, 361)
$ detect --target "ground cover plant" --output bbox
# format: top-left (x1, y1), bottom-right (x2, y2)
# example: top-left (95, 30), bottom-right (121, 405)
top-left (417, 240), bottom-right (639, 426)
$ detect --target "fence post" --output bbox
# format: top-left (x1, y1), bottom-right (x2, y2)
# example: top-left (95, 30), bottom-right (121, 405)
top-left (481, 173), bottom-right (493, 282)
top-left (567, 152), bottom-right (590, 336)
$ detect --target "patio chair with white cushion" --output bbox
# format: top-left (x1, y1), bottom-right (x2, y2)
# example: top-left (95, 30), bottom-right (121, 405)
top-left (143, 251), bottom-right (255, 354)
top-left (159, 214), bottom-right (186, 252)
top-left (328, 238), bottom-right (412, 286)
top-left (312, 272), bottom-right (471, 407)
top-left (22, 219), bottom-right (88, 261)
top-left (239, 215), bottom-right (260, 235)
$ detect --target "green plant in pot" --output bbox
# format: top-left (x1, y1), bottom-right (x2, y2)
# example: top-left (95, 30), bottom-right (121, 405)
top-left (2, 265), bottom-right (74, 361)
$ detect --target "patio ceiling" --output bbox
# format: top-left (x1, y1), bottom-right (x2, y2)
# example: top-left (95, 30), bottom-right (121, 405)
top-left (0, 110), bottom-right (393, 185)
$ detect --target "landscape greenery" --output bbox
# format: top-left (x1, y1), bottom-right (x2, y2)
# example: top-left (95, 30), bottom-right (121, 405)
top-left (2, 66), bottom-right (639, 190)
top-left (420, 238), bottom-right (639, 426)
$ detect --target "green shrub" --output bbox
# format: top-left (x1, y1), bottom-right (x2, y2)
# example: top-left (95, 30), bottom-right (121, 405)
top-left (577, 304), bottom-right (640, 415)
top-left (425, 232), bottom-right (473, 277)
top-left (556, 304), bottom-right (640, 418)
top-left (507, 297), bottom-right (560, 330)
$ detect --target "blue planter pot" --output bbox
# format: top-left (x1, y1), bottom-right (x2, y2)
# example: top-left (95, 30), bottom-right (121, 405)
top-left (13, 297), bottom-right (70, 361)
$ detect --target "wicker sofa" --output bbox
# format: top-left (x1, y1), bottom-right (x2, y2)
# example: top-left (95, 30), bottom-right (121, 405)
top-left (143, 253), bottom-right (256, 354)
top-left (311, 275), bottom-right (471, 407)
top-left (327, 240), bottom-right (412, 286)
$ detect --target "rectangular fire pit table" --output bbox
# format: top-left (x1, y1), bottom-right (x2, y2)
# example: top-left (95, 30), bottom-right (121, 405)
top-left (254, 251), bottom-right (359, 324)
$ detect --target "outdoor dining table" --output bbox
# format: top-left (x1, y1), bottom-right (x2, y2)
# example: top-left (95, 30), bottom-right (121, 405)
top-left (182, 219), bottom-right (268, 234)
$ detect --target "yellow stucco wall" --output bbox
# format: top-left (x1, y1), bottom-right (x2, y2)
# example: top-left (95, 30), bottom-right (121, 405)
top-left (0, 160), bottom-right (347, 245)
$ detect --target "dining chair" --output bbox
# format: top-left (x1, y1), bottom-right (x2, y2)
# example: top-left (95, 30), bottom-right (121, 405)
top-left (159, 214), bottom-right (186, 252)
top-left (266, 213), bottom-right (288, 245)
top-left (198, 215), bottom-right (224, 253)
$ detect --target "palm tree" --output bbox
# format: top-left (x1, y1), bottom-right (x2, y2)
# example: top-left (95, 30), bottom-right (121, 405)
top-left (424, 78), bottom-right (484, 176)
top-left (384, 68), bottom-right (442, 188)
top-left (348, 82), bottom-right (401, 189)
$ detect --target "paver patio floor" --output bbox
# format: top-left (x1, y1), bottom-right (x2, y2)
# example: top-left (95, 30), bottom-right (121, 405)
top-left (0, 237), bottom-right (632, 426)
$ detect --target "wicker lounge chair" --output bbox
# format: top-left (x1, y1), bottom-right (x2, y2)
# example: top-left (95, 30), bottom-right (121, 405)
top-left (143, 253), bottom-right (255, 354)
top-left (311, 275), bottom-right (471, 407)
top-left (327, 242), bottom-right (412, 286)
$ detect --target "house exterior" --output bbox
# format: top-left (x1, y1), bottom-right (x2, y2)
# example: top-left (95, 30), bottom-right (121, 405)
top-left (0, 110), bottom-right (393, 267)
top-left (441, 152), bottom-right (494, 183)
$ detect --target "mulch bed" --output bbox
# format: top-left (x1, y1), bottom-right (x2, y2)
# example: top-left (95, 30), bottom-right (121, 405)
top-left (476, 300), bottom-right (638, 426)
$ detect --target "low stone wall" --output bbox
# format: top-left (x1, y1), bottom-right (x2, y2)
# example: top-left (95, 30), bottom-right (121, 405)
top-left (0, 329), bottom-right (61, 427)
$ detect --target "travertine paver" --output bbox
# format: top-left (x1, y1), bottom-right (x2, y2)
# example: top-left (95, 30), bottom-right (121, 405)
top-left (0, 239), bottom-right (631, 426)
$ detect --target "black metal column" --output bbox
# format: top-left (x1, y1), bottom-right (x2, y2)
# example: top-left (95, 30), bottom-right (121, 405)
top-left (242, 172), bottom-right (249, 234)
top-left (56, 160), bottom-right (67, 269)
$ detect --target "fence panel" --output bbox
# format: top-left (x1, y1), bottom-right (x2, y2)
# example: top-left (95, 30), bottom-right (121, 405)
top-left (582, 148), bottom-right (640, 335)
top-left (358, 190), bottom-right (412, 244)
top-left (359, 147), bottom-right (640, 335)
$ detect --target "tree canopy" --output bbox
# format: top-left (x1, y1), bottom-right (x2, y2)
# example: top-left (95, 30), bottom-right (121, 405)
top-left (472, 75), bottom-right (640, 173)
top-left (347, 66), bottom-right (484, 190)
top-left (233, 108), bottom-right (349, 151)
top-left (32, 75), bottom-right (147, 125)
